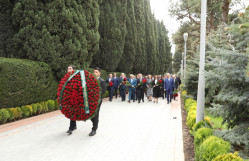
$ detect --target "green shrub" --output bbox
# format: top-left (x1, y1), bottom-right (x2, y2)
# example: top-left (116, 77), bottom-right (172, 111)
top-left (0, 109), bottom-right (10, 124)
top-left (16, 107), bottom-right (23, 118)
top-left (185, 98), bottom-right (197, 112)
top-left (213, 151), bottom-right (243, 161)
top-left (7, 108), bottom-right (19, 121)
top-left (47, 100), bottom-right (55, 111)
top-left (36, 103), bottom-right (43, 114)
top-left (31, 104), bottom-right (38, 115)
top-left (54, 99), bottom-right (59, 110)
top-left (25, 105), bottom-right (33, 116)
top-left (40, 102), bottom-right (48, 112)
top-left (193, 118), bottom-right (213, 132)
top-left (0, 57), bottom-right (58, 109)
top-left (21, 106), bottom-right (30, 118)
top-left (187, 111), bottom-right (196, 129)
top-left (188, 104), bottom-right (197, 112)
top-left (197, 136), bottom-right (230, 161)
top-left (102, 90), bottom-right (109, 98)
top-left (194, 128), bottom-right (213, 147)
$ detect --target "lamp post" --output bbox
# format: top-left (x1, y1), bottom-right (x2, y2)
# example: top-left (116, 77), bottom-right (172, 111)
top-left (181, 60), bottom-right (183, 78)
top-left (196, 0), bottom-right (207, 123)
top-left (183, 33), bottom-right (188, 79)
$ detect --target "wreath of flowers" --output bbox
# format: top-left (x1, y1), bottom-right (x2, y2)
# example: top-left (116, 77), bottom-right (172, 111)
top-left (57, 70), bottom-right (101, 121)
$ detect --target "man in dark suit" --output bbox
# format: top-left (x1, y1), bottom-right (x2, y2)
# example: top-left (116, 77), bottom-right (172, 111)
top-left (106, 74), bottom-right (114, 102)
top-left (113, 73), bottom-right (120, 99)
top-left (164, 73), bottom-right (175, 104)
top-left (67, 67), bottom-right (106, 136)
top-left (136, 73), bottom-right (146, 103)
top-left (119, 73), bottom-right (127, 102)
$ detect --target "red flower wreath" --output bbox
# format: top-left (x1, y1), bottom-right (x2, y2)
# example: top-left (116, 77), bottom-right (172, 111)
top-left (57, 70), bottom-right (101, 121)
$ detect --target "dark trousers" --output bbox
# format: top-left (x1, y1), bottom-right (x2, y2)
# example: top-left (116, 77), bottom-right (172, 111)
top-left (166, 89), bottom-right (172, 103)
top-left (120, 88), bottom-right (126, 101)
top-left (137, 89), bottom-right (144, 102)
top-left (69, 120), bottom-right (76, 131)
top-left (114, 87), bottom-right (118, 98)
top-left (108, 88), bottom-right (113, 101)
top-left (69, 101), bottom-right (102, 131)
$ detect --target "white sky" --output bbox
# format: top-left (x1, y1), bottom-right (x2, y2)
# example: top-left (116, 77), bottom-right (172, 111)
top-left (150, 0), bottom-right (249, 54)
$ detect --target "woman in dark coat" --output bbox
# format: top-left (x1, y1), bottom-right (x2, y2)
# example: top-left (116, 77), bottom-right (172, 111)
top-left (152, 75), bottom-right (161, 103)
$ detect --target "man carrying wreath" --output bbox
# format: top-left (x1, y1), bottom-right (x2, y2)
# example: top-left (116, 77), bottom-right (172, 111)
top-left (66, 67), bottom-right (106, 136)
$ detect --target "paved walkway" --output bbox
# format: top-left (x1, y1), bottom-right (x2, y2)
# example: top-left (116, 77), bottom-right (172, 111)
top-left (0, 95), bottom-right (184, 161)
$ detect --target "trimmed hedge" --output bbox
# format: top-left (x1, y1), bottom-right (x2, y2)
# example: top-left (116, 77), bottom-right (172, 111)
top-left (0, 100), bottom-right (59, 124)
top-left (194, 128), bottom-right (213, 147)
top-left (0, 109), bottom-right (10, 124)
top-left (0, 57), bottom-right (58, 108)
top-left (183, 96), bottom-right (237, 161)
top-left (197, 136), bottom-right (230, 161)
top-left (213, 152), bottom-right (243, 161)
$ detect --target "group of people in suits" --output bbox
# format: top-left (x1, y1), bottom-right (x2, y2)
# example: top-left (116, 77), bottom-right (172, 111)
top-left (65, 65), bottom-right (181, 136)
top-left (106, 72), bottom-right (181, 104)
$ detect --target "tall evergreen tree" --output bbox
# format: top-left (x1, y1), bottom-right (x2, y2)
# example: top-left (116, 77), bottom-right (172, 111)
top-left (8, 0), bottom-right (100, 78)
top-left (173, 51), bottom-right (182, 73)
top-left (116, 0), bottom-right (137, 73)
top-left (92, 0), bottom-right (127, 71)
top-left (132, 0), bottom-right (146, 74)
top-left (144, 0), bottom-right (156, 74)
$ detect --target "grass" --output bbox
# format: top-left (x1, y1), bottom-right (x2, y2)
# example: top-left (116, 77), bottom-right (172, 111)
top-left (205, 111), bottom-right (227, 130)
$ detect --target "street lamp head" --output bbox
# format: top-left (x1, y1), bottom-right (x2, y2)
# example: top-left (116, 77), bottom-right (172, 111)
top-left (183, 33), bottom-right (188, 41)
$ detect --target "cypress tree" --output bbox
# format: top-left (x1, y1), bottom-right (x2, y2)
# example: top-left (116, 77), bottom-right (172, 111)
top-left (132, 0), bottom-right (146, 74)
top-left (92, 0), bottom-right (127, 71)
top-left (116, 0), bottom-right (137, 73)
top-left (8, 0), bottom-right (100, 79)
top-left (144, 0), bottom-right (156, 74)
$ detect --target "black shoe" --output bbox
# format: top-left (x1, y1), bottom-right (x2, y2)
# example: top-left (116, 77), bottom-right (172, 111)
top-left (138, 101), bottom-right (140, 103)
top-left (128, 100), bottom-right (130, 103)
top-left (66, 130), bottom-right (73, 135)
top-left (167, 102), bottom-right (169, 104)
top-left (89, 130), bottom-right (96, 136)
top-left (133, 100), bottom-right (135, 102)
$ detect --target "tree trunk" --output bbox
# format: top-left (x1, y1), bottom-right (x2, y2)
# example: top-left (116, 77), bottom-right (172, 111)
top-left (222, 0), bottom-right (230, 24)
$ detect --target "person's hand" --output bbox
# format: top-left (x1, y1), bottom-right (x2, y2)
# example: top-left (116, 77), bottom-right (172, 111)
top-left (164, 89), bottom-right (166, 92)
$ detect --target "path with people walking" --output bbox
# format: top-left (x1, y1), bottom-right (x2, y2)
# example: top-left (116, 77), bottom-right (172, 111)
top-left (0, 95), bottom-right (184, 161)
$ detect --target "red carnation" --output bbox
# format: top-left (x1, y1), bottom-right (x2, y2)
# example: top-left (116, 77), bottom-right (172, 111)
top-left (142, 79), bottom-right (147, 83)
top-left (109, 81), bottom-right (113, 87)
top-left (123, 78), bottom-right (127, 81)
top-left (159, 79), bottom-right (163, 83)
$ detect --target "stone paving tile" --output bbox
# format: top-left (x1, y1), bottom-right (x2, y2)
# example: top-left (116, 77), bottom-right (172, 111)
top-left (0, 95), bottom-right (184, 161)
